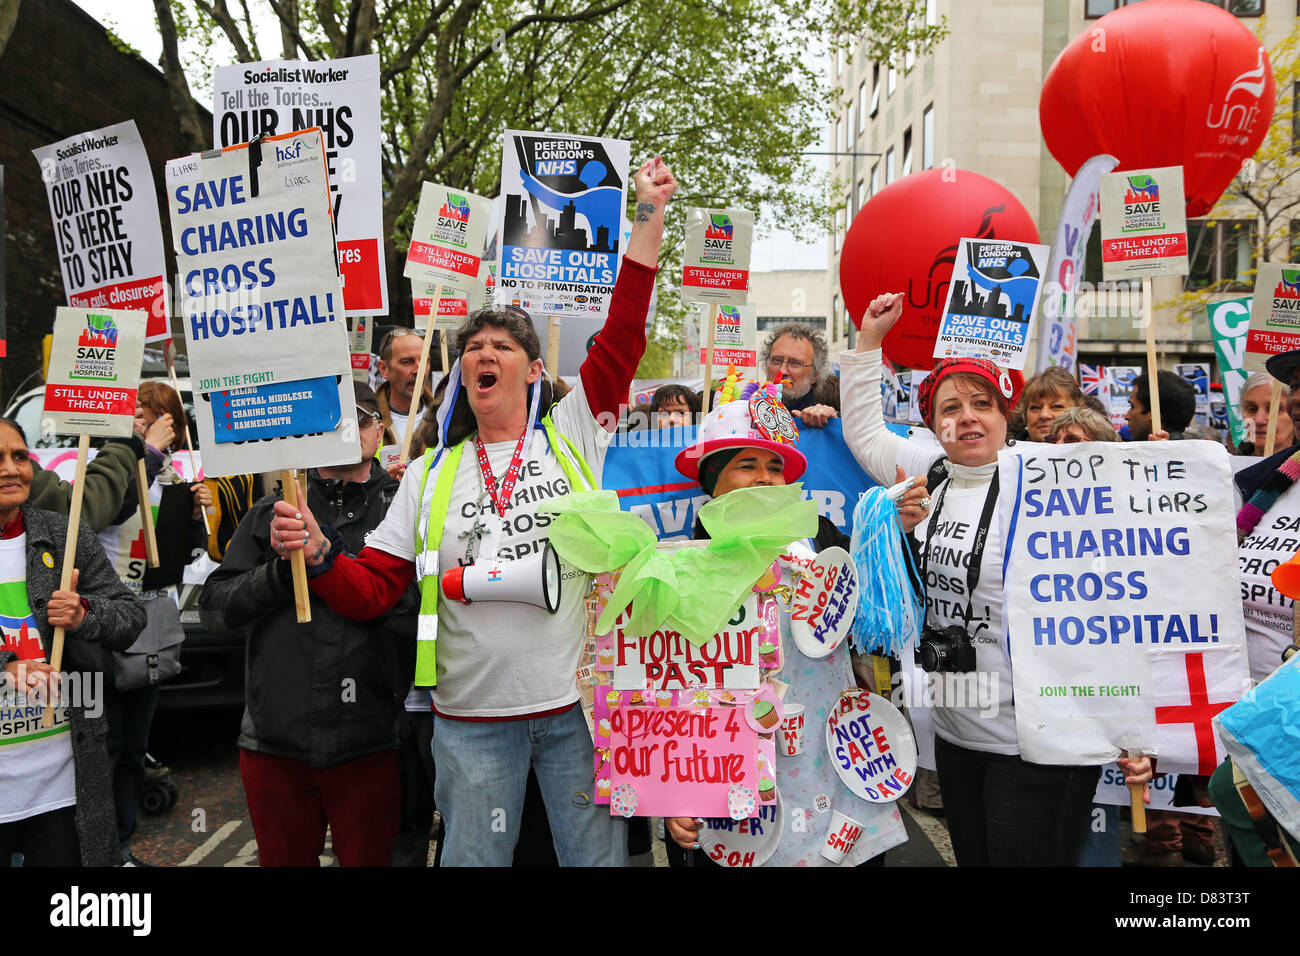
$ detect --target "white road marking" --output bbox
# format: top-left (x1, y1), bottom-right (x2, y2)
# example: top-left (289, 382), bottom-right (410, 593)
top-left (180, 819), bottom-right (241, 867)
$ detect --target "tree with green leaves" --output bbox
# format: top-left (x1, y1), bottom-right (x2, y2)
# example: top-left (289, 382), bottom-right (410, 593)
top-left (151, 0), bottom-right (943, 370)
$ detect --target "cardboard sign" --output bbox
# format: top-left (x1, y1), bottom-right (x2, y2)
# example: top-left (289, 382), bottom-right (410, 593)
top-left (934, 237), bottom-right (1050, 369)
top-left (825, 690), bottom-right (916, 803)
top-left (412, 279), bottom-right (472, 332)
top-left (999, 442), bottom-right (1250, 773)
top-left (1244, 262), bottom-right (1300, 373)
top-left (612, 595), bottom-right (761, 691)
top-left (43, 307), bottom-right (147, 437)
top-left (32, 121), bottom-right (169, 340)
top-left (349, 315), bottom-right (373, 382)
top-left (1099, 166), bottom-right (1189, 280)
top-left (1207, 296), bottom-right (1253, 443)
top-left (786, 546), bottom-right (859, 659)
top-left (697, 303), bottom-right (757, 375)
top-left (166, 128), bottom-right (358, 476)
top-left (212, 55), bottom-right (387, 314)
top-left (606, 705), bottom-right (758, 818)
top-left (495, 130), bottom-right (630, 318)
top-left (681, 207), bottom-right (754, 305)
top-left (1173, 362), bottom-right (1211, 428)
top-left (403, 183), bottom-right (492, 295)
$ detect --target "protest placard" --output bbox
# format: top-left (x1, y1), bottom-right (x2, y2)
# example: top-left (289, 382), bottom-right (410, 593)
top-left (1107, 365), bottom-right (1141, 431)
top-left (825, 690), bottom-right (916, 803)
top-left (166, 127), bottom-right (358, 478)
top-left (1099, 166), bottom-right (1189, 281)
top-left (403, 183), bottom-right (491, 298)
top-left (1207, 296), bottom-right (1252, 443)
top-left (1244, 262), bottom-right (1300, 372)
top-left (43, 307), bottom-right (147, 438)
top-left (999, 441), bottom-right (1250, 774)
top-left (33, 122), bottom-right (169, 341)
top-left (349, 315), bottom-right (373, 382)
top-left (611, 596), bottom-right (761, 692)
top-left (213, 55), bottom-right (386, 315)
top-left (681, 207), bottom-right (754, 306)
top-left (412, 280), bottom-right (471, 331)
top-left (495, 130), bottom-right (630, 318)
top-left (933, 237), bottom-right (1050, 369)
top-left (1174, 362), bottom-right (1211, 428)
top-left (696, 303), bottom-right (757, 377)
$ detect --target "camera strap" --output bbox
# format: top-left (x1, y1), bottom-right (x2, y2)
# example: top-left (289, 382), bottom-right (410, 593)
top-left (919, 470), bottom-right (1000, 629)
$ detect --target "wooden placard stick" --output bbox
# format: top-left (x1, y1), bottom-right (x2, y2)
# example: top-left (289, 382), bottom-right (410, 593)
top-left (42, 434), bottom-right (89, 728)
top-left (400, 282), bottom-right (442, 465)
top-left (1142, 276), bottom-right (1162, 435)
top-left (280, 468), bottom-right (312, 624)
top-left (1265, 381), bottom-right (1284, 458)
top-left (440, 332), bottom-right (452, 389)
top-left (704, 303), bottom-right (718, 410)
top-left (545, 315), bottom-right (563, 380)
top-left (165, 346), bottom-right (211, 536)
top-left (135, 458), bottom-right (160, 568)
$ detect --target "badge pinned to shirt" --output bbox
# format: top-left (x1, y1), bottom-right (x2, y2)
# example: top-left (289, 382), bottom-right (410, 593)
top-left (42, 552), bottom-right (54, 569)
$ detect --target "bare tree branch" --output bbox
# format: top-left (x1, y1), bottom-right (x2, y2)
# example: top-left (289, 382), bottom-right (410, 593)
top-left (238, 0), bottom-right (262, 59)
top-left (314, 0), bottom-right (345, 56)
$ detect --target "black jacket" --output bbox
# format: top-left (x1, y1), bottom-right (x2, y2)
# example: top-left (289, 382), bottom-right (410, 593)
top-left (200, 461), bottom-right (418, 769)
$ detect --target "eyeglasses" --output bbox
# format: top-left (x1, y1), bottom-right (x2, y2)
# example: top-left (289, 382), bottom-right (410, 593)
top-left (356, 406), bottom-right (383, 430)
top-left (378, 327), bottom-right (426, 356)
top-left (767, 356), bottom-right (810, 373)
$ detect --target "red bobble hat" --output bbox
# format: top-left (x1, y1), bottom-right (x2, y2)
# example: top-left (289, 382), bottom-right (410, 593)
top-left (915, 358), bottom-right (1024, 429)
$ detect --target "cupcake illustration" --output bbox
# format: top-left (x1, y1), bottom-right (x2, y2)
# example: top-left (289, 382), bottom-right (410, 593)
top-left (598, 718), bottom-right (611, 738)
top-left (752, 699), bottom-right (779, 730)
top-left (758, 777), bottom-right (777, 803)
top-left (693, 689), bottom-right (711, 707)
top-left (597, 646), bottom-right (614, 666)
top-left (597, 778), bottom-right (611, 797)
top-left (605, 690), bottom-right (621, 707)
top-left (656, 690), bottom-right (673, 708)
top-left (758, 640), bottom-right (779, 666)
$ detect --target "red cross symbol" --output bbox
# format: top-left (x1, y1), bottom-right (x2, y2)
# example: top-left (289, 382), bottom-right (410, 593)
top-left (1154, 652), bottom-right (1233, 775)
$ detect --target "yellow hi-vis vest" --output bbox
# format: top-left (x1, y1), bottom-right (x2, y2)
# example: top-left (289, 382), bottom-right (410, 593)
top-left (411, 415), bottom-right (597, 687)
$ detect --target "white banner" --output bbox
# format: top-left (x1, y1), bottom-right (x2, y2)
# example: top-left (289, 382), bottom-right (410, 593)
top-left (999, 441), bottom-right (1250, 774)
top-left (213, 55), bottom-right (387, 315)
top-left (495, 129), bottom-right (630, 319)
top-left (1036, 153), bottom-right (1117, 374)
top-left (32, 121), bottom-right (169, 341)
top-left (43, 307), bottom-right (147, 438)
top-left (166, 128), bottom-right (358, 476)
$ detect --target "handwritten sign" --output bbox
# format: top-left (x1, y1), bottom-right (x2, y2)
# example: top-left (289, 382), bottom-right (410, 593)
top-left (607, 705), bottom-right (758, 818)
top-left (699, 793), bottom-right (783, 867)
top-left (612, 595), bottom-right (760, 691)
top-left (787, 546), bottom-right (859, 659)
top-left (825, 691), bottom-right (917, 803)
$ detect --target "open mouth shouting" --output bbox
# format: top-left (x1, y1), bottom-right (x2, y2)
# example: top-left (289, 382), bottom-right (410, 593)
top-left (475, 370), bottom-right (499, 394)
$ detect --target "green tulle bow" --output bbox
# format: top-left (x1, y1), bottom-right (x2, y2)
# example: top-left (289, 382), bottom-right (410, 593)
top-left (540, 483), bottom-right (818, 645)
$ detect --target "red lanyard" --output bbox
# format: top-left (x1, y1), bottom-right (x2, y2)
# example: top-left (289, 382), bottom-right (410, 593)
top-left (474, 433), bottom-right (528, 518)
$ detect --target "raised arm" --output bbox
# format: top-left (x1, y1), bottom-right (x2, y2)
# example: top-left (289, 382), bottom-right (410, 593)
top-left (577, 157), bottom-right (676, 426)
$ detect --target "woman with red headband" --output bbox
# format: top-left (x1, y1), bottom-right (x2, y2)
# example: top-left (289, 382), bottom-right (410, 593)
top-left (839, 293), bottom-right (1150, 867)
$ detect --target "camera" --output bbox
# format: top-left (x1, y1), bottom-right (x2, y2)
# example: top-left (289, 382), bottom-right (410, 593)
top-left (919, 624), bottom-right (977, 673)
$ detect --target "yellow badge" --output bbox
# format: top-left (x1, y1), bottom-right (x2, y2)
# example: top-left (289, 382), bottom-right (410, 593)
top-left (41, 552), bottom-right (54, 569)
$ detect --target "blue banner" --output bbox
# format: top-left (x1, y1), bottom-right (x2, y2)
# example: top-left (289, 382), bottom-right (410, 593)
top-left (602, 420), bottom-right (910, 540)
top-left (210, 376), bottom-right (341, 443)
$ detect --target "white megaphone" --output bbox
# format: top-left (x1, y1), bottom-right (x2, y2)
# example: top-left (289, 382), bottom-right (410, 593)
top-left (440, 542), bottom-right (562, 612)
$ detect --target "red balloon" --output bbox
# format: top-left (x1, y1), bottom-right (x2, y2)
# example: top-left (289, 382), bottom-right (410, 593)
top-left (839, 168), bottom-right (1039, 371)
top-left (1040, 0), bottom-right (1273, 217)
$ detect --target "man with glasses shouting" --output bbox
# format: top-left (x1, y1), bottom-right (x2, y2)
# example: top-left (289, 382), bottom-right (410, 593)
top-left (759, 323), bottom-right (840, 428)
top-left (201, 381), bottom-right (419, 866)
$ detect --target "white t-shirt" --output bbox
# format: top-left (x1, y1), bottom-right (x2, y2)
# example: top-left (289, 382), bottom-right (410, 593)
top-left (840, 348), bottom-right (1018, 754)
top-left (366, 382), bottom-right (607, 717)
top-left (1237, 479), bottom-right (1300, 684)
top-left (0, 534), bottom-right (76, 823)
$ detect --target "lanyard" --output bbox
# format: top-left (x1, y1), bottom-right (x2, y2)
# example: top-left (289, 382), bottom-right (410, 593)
top-left (474, 433), bottom-right (528, 518)
top-left (919, 470), bottom-right (1000, 629)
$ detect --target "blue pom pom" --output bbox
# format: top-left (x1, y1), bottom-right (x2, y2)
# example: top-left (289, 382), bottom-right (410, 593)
top-left (848, 487), bottom-right (924, 658)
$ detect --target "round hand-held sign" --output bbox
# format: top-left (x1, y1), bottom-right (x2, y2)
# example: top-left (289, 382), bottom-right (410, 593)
top-left (789, 547), bottom-right (859, 660)
top-left (825, 691), bottom-right (917, 804)
top-left (699, 787), bottom-right (784, 868)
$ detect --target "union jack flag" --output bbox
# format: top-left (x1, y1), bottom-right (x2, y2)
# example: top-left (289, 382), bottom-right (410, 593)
top-left (1079, 363), bottom-right (1108, 396)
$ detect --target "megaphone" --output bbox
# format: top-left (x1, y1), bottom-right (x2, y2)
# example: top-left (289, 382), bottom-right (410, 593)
top-left (441, 542), bottom-right (562, 612)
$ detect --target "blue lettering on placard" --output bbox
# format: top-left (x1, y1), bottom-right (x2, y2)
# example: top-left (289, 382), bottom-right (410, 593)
top-left (210, 376), bottom-right (341, 444)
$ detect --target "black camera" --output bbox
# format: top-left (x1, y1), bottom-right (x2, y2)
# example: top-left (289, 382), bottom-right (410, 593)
top-left (919, 624), bottom-right (977, 673)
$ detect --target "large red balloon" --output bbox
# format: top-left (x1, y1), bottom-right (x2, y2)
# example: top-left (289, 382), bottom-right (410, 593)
top-left (839, 168), bottom-right (1039, 371)
top-left (1040, 0), bottom-right (1273, 217)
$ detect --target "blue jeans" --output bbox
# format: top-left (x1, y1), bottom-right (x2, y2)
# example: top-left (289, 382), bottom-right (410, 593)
top-left (432, 705), bottom-right (627, 866)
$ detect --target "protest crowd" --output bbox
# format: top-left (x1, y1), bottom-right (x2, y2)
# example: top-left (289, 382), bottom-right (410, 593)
top-left (5, 1), bottom-right (1300, 876)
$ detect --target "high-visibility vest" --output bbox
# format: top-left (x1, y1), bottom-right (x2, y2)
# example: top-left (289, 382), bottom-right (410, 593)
top-left (411, 415), bottom-right (596, 687)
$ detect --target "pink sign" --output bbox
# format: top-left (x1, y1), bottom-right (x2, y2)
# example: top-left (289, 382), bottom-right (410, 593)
top-left (607, 705), bottom-right (758, 818)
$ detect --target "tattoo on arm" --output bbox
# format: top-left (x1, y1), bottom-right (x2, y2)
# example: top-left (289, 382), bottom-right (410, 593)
top-left (635, 202), bottom-right (656, 223)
